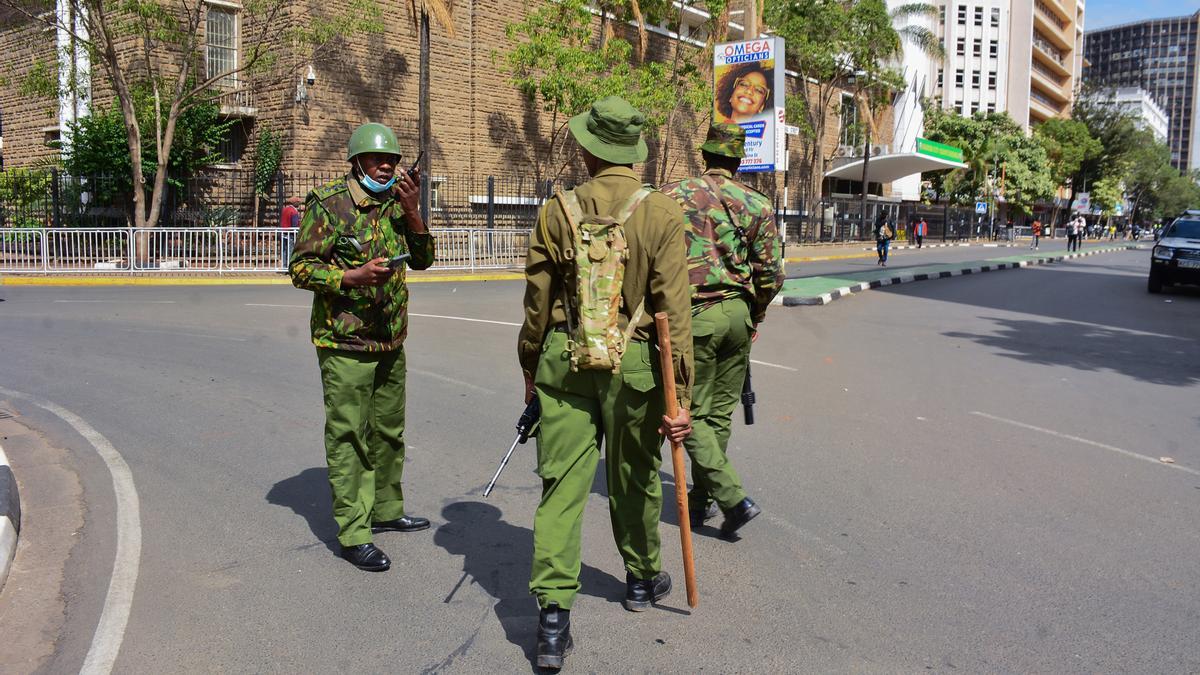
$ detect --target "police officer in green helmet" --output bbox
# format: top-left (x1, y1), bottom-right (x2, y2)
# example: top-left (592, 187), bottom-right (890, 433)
top-left (289, 122), bottom-right (436, 571)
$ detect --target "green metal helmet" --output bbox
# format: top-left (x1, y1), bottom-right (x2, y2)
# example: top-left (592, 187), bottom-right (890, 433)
top-left (346, 123), bottom-right (401, 161)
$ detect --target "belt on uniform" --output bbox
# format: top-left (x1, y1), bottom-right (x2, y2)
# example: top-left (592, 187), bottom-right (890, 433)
top-left (550, 323), bottom-right (645, 342)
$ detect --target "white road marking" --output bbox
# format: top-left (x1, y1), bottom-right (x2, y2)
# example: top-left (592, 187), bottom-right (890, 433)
top-left (245, 303), bottom-right (307, 308)
top-left (0, 387), bottom-right (141, 674)
top-left (409, 368), bottom-right (496, 395)
top-left (54, 300), bottom-right (176, 304)
top-left (409, 313), bottom-right (521, 327)
top-left (749, 359), bottom-right (798, 372)
top-left (970, 411), bottom-right (1200, 477)
top-left (117, 328), bottom-right (247, 342)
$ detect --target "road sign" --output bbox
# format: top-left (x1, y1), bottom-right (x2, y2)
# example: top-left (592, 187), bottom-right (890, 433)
top-left (975, 201), bottom-right (988, 214)
top-left (784, 125), bottom-right (800, 136)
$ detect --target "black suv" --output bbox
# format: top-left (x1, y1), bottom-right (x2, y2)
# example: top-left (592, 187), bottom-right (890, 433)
top-left (1148, 216), bottom-right (1200, 293)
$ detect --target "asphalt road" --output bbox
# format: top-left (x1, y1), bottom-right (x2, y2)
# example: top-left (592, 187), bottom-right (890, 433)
top-left (788, 240), bottom-right (1089, 278)
top-left (0, 249), bottom-right (1198, 673)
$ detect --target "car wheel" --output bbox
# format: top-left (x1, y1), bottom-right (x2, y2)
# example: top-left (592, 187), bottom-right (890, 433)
top-left (1147, 270), bottom-right (1164, 294)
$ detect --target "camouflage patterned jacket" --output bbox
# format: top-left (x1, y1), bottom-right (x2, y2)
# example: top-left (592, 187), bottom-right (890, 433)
top-left (661, 168), bottom-right (784, 324)
top-left (288, 174), bottom-right (435, 352)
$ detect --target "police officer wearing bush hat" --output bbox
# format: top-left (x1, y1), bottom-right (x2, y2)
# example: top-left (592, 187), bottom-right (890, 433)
top-left (517, 96), bottom-right (695, 669)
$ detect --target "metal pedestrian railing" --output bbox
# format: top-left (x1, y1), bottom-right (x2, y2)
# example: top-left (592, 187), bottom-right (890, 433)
top-left (0, 227), bottom-right (531, 274)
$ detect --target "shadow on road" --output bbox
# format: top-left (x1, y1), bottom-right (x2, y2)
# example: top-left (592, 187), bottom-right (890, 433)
top-left (433, 501), bottom-right (625, 672)
top-left (945, 317), bottom-right (1200, 387)
top-left (266, 467), bottom-right (340, 555)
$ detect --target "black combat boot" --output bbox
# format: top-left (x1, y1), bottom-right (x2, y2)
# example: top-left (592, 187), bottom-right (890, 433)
top-left (688, 501), bottom-right (719, 528)
top-left (536, 603), bottom-right (573, 670)
top-left (623, 571), bottom-right (672, 611)
top-left (719, 497), bottom-right (762, 539)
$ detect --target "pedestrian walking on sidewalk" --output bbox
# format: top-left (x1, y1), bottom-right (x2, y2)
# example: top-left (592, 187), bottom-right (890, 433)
top-left (1067, 215), bottom-right (1080, 252)
top-left (913, 217), bottom-right (928, 249)
top-left (1030, 219), bottom-right (1042, 250)
top-left (874, 211), bottom-right (894, 266)
top-left (663, 122), bottom-right (782, 539)
top-left (289, 123), bottom-right (436, 573)
top-left (517, 96), bottom-right (695, 670)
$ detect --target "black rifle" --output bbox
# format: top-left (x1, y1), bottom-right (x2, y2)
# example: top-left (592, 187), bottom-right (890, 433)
top-left (741, 362), bottom-right (756, 425)
top-left (483, 398), bottom-right (541, 497)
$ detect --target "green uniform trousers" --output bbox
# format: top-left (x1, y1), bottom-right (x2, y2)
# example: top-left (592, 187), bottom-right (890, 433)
top-left (684, 298), bottom-right (751, 511)
top-left (530, 330), bottom-right (666, 610)
top-left (317, 346), bottom-right (409, 547)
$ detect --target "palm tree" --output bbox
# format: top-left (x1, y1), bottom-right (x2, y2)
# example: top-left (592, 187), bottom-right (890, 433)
top-left (889, 3), bottom-right (944, 60)
top-left (410, 0), bottom-right (455, 220)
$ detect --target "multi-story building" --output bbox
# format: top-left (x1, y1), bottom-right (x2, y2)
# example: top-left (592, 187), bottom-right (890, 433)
top-left (1093, 87), bottom-right (1170, 142)
top-left (1083, 12), bottom-right (1200, 171)
top-left (927, 0), bottom-right (1085, 127)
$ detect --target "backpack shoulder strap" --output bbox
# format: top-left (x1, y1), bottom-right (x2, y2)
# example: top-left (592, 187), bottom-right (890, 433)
top-left (613, 187), bottom-right (653, 226)
top-left (553, 188), bottom-right (585, 260)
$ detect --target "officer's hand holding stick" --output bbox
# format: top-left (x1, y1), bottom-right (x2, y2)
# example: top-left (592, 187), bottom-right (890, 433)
top-left (653, 311), bottom-right (699, 609)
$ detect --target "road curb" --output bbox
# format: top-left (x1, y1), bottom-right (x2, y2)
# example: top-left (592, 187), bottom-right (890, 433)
top-left (0, 440), bottom-right (19, 593)
top-left (779, 246), bottom-right (1136, 306)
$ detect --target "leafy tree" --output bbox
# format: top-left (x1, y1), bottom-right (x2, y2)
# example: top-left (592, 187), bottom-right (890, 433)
top-left (766, 0), bottom-right (918, 208)
top-left (921, 107), bottom-right (1052, 214)
top-left (502, 0), bottom-right (712, 181)
top-left (2, 0), bottom-right (384, 235)
top-left (1034, 118), bottom-right (1101, 226)
top-left (61, 84), bottom-right (233, 219)
top-left (1069, 85), bottom-right (1142, 210)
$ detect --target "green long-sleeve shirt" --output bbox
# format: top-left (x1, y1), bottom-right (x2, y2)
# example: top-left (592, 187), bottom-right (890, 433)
top-left (517, 165), bottom-right (694, 410)
top-left (289, 173), bottom-right (435, 352)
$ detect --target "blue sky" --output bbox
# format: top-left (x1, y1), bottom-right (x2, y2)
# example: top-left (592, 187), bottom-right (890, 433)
top-left (1086, 0), bottom-right (1200, 30)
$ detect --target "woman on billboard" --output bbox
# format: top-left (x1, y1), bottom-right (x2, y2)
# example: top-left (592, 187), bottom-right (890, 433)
top-left (714, 61), bottom-right (774, 124)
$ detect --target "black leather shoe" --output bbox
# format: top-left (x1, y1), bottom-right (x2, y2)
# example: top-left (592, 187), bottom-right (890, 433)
top-left (688, 501), bottom-right (719, 528)
top-left (371, 515), bottom-right (430, 533)
top-left (536, 603), bottom-right (573, 670)
top-left (341, 543), bottom-right (391, 571)
top-left (623, 571), bottom-right (672, 612)
top-left (720, 497), bottom-right (762, 538)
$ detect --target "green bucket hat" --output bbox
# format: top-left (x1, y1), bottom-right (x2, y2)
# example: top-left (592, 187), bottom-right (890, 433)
top-left (699, 122), bottom-right (746, 159)
top-left (568, 96), bottom-right (649, 164)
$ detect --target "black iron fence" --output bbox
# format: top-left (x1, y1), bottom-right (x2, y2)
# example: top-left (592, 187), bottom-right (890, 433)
top-left (0, 168), bottom-right (591, 231)
top-left (778, 198), bottom-right (983, 244)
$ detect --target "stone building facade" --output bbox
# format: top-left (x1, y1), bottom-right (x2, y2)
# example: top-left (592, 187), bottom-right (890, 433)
top-left (1, 1), bottom-right (892, 216)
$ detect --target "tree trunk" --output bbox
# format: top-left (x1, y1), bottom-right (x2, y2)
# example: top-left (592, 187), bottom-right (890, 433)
top-left (418, 10), bottom-right (432, 222)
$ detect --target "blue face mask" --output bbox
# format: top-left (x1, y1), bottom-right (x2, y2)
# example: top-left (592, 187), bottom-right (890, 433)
top-left (356, 160), bottom-right (396, 194)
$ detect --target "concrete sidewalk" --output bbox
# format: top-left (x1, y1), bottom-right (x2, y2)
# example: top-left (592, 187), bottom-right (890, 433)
top-left (775, 244), bottom-right (1139, 306)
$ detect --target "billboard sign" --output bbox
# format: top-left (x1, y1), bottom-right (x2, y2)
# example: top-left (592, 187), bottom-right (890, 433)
top-left (713, 37), bottom-right (786, 173)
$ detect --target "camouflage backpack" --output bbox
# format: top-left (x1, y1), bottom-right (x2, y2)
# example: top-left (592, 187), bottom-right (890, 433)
top-left (552, 186), bottom-right (653, 373)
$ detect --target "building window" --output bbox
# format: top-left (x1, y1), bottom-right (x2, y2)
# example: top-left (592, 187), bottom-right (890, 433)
top-left (973, 39), bottom-right (982, 56)
top-left (936, 68), bottom-right (944, 88)
top-left (974, 6), bottom-right (984, 25)
top-left (990, 40), bottom-right (998, 57)
top-left (839, 94), bottom-right (859, 147)
top-left (991, 7), bottom-right (1000, 26)
top-left (957, 5), bottom-right (967, 24)
top-left (986, 102), bottom-right (996, 113)
top-left (206, 6), bottom-right (238, 88)
top-left (957, 37), bottom-right (966, 55)
top-left (215, 118), bottom-right (248, 164)
top-left (939, 5), bottom-right (945, 24)
top-left (972, 71), bottom-right (980, 86)
top-left (955, 69), bottom-right (964, 86)
top-left (988, 71), bottom-right (997, 88)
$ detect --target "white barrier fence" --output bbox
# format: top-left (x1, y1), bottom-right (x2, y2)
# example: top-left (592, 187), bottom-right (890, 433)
top-left (0, 227), bottom-right (532, 273)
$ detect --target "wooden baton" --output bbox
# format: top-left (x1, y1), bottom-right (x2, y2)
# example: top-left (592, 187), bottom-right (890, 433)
top-left (653, 311), bottom-right (698, 608)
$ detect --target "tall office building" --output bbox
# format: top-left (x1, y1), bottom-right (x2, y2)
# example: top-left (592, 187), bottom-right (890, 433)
top-left (1083, 13), bottom-right (1200, 171)
top-left (927, 0), bottom-right (1085, 127)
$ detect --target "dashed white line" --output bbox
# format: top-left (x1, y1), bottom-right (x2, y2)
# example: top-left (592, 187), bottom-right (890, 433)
top-left (409, 368), bottom-right (496, 395)
top-left (0, 387), bottom-right (141, 675)
top-left (749, 359), bottom-right (798, 372)
top-left (245, 303), bottom-right (307, 308)
top-left (970, 411), bottom-right (1200, 477)
top-left (117, 328), bottom-right (247, 342)
top-left (54, 300), bottom-right (176, 304)
top-left (409, 313), bottom-right (521, 327)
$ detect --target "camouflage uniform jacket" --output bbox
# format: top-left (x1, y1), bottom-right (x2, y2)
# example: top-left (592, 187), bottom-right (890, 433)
top-left (518, 165), bottom-right (694, 410)
top-left (661, 168), bottom-right (784, 324)
top-left (289, 173), bottom-right (436, 352)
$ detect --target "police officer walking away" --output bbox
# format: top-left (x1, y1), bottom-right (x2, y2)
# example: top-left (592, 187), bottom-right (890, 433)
top-left (662, 123), bottom-right (785, 538)
top-left (289, 123), bottom-right (436, 572)
top-left (517, 96), bottom-right (694, 670)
